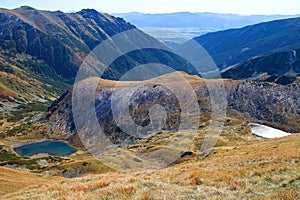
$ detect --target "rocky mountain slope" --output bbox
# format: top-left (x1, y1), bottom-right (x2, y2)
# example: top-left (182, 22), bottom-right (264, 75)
top-left (222, 49), bottom-right (300, 84)
top-left (44, 72), bottom-right (300, 147)
top-left (192, 17), bottom-right (300, 69)
top-left (0, 6), bottom-right (194, 113)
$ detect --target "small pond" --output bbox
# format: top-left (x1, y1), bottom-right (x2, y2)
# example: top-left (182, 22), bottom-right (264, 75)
top-left (14, 141), bottom-right (77, 156)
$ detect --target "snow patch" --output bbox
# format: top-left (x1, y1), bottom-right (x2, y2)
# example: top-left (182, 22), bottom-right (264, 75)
top-left (241, 47), bottom-right (250, 53)
top-left (248, 123), bottom-right (291, 139)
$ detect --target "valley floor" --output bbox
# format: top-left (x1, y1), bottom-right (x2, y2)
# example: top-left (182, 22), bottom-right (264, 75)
top-left (1, 134), bottom-right (299, 200)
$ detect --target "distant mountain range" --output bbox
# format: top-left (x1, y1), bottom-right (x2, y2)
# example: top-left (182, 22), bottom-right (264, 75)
top-left (115, 12), bottom-right (299, 29)
top-left (114, 12), bottom-right (300, 44)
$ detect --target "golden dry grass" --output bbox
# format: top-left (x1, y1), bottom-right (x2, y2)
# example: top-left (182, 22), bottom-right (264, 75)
top-left (0, 166), bottom-right (63, 196)
top-left (85, 71), bottom-right (239, 91)
top-left (1, 134), bottom-right (299, 200)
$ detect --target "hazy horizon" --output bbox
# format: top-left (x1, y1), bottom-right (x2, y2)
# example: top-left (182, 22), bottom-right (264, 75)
top-left (1, 0), bottom-right (300, 15)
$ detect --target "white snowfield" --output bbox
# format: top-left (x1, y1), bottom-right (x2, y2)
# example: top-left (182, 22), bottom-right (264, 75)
top-left (248, 123), bottom-right (291, 139)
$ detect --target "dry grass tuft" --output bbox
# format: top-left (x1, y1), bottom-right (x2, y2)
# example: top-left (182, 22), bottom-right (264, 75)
top-left (267, 189), bottom-right (299, 200)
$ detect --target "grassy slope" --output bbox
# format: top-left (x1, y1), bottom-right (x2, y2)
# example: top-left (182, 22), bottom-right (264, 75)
top-left (0, 52), bottom-right (70, 139)
top-left (0, 166), bottom-right (63, 196)
top-left (1, 133), bottom-right (299, 200)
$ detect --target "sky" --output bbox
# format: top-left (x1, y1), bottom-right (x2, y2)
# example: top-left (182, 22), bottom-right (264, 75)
top-left (0, 0), bottom-right (300, 15)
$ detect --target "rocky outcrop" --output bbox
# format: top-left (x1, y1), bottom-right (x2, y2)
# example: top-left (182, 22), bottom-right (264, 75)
top-left (228, 81), bottom-right (300, 132)
top-left (44, 73), bottom-right (300, 147)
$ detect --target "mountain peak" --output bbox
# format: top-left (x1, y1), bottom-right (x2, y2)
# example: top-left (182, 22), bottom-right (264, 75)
top-left (78, 8), bottom-right (99, 15)
top-left (16, 6), bottom-right (35, 11)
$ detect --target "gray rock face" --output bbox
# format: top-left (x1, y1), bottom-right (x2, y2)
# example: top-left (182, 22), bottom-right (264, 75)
top-left (228, 81), bottom-right (300, 132)
top-left (45, 75), bottom-right (300, 147)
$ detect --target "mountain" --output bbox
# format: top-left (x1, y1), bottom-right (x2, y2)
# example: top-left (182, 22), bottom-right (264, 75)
top-left (0, 6), bottom-right (193, 113)
top-left (193, 17), bottom-right (300, 69)
top-left (222, 49), bottom-right (300, 84)
top-left (0, 6), bottom-right (134, 80)
top-left (44, 72), bottom-right (300, 148)
top-left (115, 12), bottom-right (298, 29)
top-left (1, 8), bottom-right (300, 199)
top-left (114, 12), bottom-right (299, 44)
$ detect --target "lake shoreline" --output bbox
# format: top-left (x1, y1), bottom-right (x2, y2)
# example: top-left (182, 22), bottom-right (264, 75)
top-left (13, 139), bottom-right (77, 157)
top-left (13, 139), bottom-right (51, 148)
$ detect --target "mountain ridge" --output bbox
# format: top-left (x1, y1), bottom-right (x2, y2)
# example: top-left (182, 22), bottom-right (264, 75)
top-left (0, 6), bottom-right (193, 113)
top-left (44, 72), bottom-right (300, 148)
top-left (115, 12), bottom-right (299, 29)
top-left (222, 49), bottom-right (300, 84)
top-left (192, 16), bottom-right (300, 70)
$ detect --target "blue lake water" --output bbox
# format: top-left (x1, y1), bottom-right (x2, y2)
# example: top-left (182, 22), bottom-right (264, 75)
top-left (14, 141), bottom-right (77, 156)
